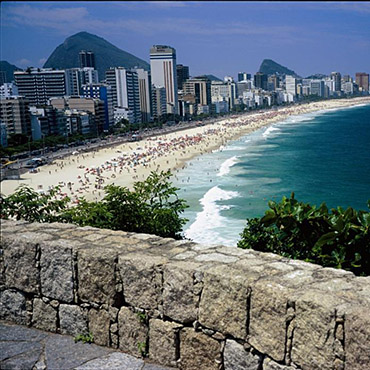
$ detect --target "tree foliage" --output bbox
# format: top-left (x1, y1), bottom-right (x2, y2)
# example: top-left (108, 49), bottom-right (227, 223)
top-left (237, 193), bottom-right (370, 276)
top-left (1, 171), bottom-right (188, 239)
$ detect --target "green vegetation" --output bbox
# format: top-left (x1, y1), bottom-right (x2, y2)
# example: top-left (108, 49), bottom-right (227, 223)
top-left (74, 333), bottom-right (94, 344)
top-left (137, 341), bottom-right (147, 357)
top-left (237, 193), bottom-right (370, 276)
top-left (1, 171), bottom-right (188, 240)
top-left (43, 31), bottom-right (149, 81)
top-left (136, 312), bottom-right (148, 324)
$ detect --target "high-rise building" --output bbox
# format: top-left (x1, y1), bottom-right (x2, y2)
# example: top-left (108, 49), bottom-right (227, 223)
top-left (105, 67), bottom-right (141, 123)
top-left (151, 86), bottom-right (167, 119)
top-left (285, 75), bottom-right (297, 96)
top-left (65, 68), bottom-right (99, 96)
top-left (183, 77), bottom-right (212, 106)
top-left (342, 75), bottom-right (352, 83)
top-left (14, 69), bottom-right (66, 106)
top-left (176, 65), bottom-right (189, 91)
top-left (79, 51), bottom-right (96, 69)
top-left (0, 96), bottom-right (31, 137)
top-left (49, 96), bottom-right (105, 134)
top-left (29, 106), bottom-right (68, 139)
top-left (310, 80), bottom-right (325, 97)
top-left (238, 72), bottom-right (251, 82)
top-left (268, 75), bottom-right (279, 90)
top-left (81, 83), bottom-right (114, 131)
top-left (132, 68), bottom-right (152, 123)
top-left (254, 72), bottom-right (268, 91)
top-left (0, 83), bottom-right (18, 98)
top-left (211, 81), bottom-right (236, 109)
top-left (330, 72), bottom-right (341, 92)
top-left (150, 45), bottom-right (178, 114)
top-left (355, 72), bottom-right (369, 92)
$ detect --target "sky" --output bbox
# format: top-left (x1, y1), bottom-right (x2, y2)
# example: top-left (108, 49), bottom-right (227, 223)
top-left (1, 1), bottom-right (370, 79)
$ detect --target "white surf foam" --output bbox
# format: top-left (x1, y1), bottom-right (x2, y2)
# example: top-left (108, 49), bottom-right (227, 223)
top-left (217, 156), bottom-right (239, 176)
top-left (262, 126), bottom-right (281, 138)
top-left (184, 186), bottom-right (240, 245)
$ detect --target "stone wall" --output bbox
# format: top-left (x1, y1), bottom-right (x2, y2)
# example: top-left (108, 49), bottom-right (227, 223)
top-left (1, 220), bottom-right (369, 369)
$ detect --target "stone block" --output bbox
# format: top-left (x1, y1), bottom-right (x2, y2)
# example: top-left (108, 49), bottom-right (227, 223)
top-left (263, 357), bottom-right (296, 369)
top-left (89, 308), bottom-right (110, 347)
top-left (3, 233), bottom-right (46, 294)
top-left (198, 267), bottom-right (250, 339)
top-left (118, 306), bottom-right (148, 357)
top-left (59, 304), bottom-right (88, 336)
top-left (78, 247), bottom-right (117, 305)
top-left (179, 328), bottom-right (221, 370)
top-left (345, 306), bottom-right (370, 370)
top-left (75, 352), bottom-right (144, 370)
top-left (32, 298), bottom-right (57, 332)
top-left (149, 319), bottom-right (182, 367)
top-left (291, 290), bottom-right (338, 369)
top-left (40, 241), bottom-right (74, 303)
top-left (0, 289), bottom-right (27, 325)
top-left (118, 254), bottom-right (167, 310)
top-left (224, 339), bottom-right (262, 370)
top-left (162, 262), bottom-right (199, 323)
top-left (249, 280), bottom-right (292, 362)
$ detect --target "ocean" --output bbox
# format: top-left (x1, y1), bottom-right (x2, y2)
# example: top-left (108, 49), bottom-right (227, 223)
top-left (173, 103), bottom-right (370, 246)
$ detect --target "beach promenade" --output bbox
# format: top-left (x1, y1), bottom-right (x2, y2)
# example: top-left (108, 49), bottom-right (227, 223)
top-left (1, 97), bottom-right (370, 202)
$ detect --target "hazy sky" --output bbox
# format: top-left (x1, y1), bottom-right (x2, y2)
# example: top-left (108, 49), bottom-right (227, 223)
top-left (2, 1), bottom-right (370, 79)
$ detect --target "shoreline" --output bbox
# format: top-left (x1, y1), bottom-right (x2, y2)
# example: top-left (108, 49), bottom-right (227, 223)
top-left (1, 96), bottom-right (370, 202)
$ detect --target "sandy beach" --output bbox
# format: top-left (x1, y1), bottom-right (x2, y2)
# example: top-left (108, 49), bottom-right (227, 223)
top-left (2, 96), bottom-right (370, 202)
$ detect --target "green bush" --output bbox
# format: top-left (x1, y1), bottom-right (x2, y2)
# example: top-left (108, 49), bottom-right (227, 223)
top-left (237, 193), bottom-right (370, 276)
top-left (1, 170), bottom-right (188, 240)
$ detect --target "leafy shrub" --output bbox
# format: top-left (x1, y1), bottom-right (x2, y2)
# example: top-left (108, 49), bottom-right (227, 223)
top-left (237, 193), bottom-right (370, 276)
top-left (0, 185), bottom-right (70, 223)
top-left (1, 170), bottom-right (188, 239)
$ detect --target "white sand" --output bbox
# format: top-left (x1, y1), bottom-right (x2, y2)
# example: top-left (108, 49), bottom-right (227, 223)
top-left (2, 97), bottom-right (370, 202)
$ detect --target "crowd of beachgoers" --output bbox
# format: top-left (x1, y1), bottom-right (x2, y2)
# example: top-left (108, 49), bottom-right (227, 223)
top-left (1, 97), bottom-right (370, 202)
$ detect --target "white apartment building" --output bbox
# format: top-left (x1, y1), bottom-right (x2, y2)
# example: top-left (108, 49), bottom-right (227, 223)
top-left (285, 75), bottom-right (297, 97)
top-left (150, 45), bottom-right (178, 114)
top-left (105, 67), bottom-right (141, 123)
top-left (211, 81), bottom-right (236, 109)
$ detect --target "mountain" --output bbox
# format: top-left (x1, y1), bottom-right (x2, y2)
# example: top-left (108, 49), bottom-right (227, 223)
top-left (0, 61), bottom-right (22, 83)
top-left (204, 74), bottom-right (222, 81)
top-left (194, 74), bottom-right (222, 81)
top-left (43, 32), bottom-right (150, 80)
top-left (306, 73), bottom-right (327, 80)
top-left (259, 59), bottom-right (300, 77)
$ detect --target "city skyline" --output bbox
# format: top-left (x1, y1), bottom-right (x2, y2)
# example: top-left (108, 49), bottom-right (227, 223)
top-left (2, 1), bottom-right (370, 79)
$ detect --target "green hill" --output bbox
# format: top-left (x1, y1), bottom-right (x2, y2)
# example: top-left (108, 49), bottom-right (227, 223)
top-left (43, 32), bottom-right (149, 81)
top-left (259, 59), bottom-right (300, 77)
top-left (0, 61), bottom-right (22, 83)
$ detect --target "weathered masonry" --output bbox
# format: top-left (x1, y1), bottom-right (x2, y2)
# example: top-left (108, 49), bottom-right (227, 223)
top-left (1, 220), bottom-right (369, 369)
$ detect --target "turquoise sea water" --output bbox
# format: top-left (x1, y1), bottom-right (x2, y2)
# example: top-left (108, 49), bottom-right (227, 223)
top-left (173, 103), bottom-right (370, 246)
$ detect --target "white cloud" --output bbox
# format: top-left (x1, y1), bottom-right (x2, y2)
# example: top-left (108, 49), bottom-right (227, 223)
top-left (16, 58), bottom-right (32, 67)
top-left (3, 4), bottom-right (89, 34)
